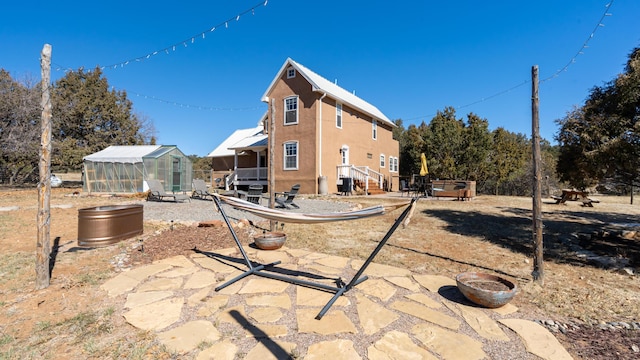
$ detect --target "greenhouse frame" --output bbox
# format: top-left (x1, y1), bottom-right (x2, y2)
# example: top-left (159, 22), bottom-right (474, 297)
top-left (82, 145), bottom-right (192, 194)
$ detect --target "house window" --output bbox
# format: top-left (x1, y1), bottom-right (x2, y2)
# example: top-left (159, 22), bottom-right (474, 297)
top-left (380, 154), bottom-right (385, 168)
top-left (372, 120), bottom-right (377, 140)
top-left (287, 67), bottom-right (296, 78)
top-left (284, 96), bottom-right (298, 125)
top-left (284, 141), bottom-right (298, 170)
top-left (390, 157), bottom-right (398, 172)
top-left (336, 103), bottom-right (342, 128)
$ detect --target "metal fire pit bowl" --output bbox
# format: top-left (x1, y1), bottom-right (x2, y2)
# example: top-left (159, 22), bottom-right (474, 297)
top-left (253, 232), bottom-right (286, 250)
top-left (456, 272), bottom-right (517, 308)
top-left (78, 204), bottom-right (143, 247)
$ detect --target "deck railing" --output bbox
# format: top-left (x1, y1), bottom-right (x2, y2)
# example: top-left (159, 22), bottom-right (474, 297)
top-left (227, 167), bottom-right (268, 189)
top-left (336, 165), bottom-right (384, 194)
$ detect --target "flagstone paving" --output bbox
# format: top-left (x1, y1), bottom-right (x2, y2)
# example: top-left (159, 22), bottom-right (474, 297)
top-left (101, 247), bottom-right (573, 359)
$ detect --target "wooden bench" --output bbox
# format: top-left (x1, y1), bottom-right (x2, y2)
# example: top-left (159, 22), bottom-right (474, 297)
top-left (433, 189), bottom-right (470, 200)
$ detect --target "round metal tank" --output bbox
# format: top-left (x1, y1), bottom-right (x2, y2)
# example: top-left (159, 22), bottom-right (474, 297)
top-left (78, 204), bottom-right (143, 247)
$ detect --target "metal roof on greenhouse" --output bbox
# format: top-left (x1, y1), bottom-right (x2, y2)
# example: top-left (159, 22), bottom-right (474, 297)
top-left (83, 145), bottom-right (162, 164)
top-left (144, 145), bottom-right (180, 159)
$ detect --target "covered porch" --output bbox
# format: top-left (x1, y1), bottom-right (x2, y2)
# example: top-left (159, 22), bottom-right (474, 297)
top-left (226, 133), bottom-right (268, 190)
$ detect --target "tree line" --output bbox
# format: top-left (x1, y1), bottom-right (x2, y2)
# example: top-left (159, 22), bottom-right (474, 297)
top-left (393, 108), bottom-right (559, 196)
top-left (2, 45), bottom-right (637, 196)
top-left (0, 67), bottom-right (155, 185)
top-left (396, 45), bottom-right (638, 198)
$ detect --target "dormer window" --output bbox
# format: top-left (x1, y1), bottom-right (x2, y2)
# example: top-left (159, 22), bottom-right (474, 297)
top-left (287, 68), bottom-right (296, 78)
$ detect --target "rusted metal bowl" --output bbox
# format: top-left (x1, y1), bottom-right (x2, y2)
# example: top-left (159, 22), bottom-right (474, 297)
top-left (254, 232), bottom-right (286, 250)
top-left (455, 272), bottom-right (517, 308)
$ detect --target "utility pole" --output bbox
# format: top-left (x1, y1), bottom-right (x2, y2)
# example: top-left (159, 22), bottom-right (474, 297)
top-left (531, 65), bottom-right (544, 284)
top-left (36, 44), bottom-right (52, 289)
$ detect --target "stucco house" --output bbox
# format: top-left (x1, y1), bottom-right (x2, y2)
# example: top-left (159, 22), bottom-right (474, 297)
top-left (209, 58), bottom-right (399, 195)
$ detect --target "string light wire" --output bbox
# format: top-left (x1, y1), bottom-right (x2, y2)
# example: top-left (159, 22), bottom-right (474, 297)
top-left (405, 0), bottom-right (615, 122)
top-left (52, 0), bottom-right (269, 73)
top-left (127, 89), bottom-right (265, 112)
top-left (48, 0), bottom-right (614, 116)
top-left (49, 1), bottom-right (270, 112)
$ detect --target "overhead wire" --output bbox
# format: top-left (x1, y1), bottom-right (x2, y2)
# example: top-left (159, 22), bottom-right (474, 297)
top-left (49, 0), bottom-right (270, 112)
top-left (47, 0), bottom-right (615, 116)
top-left (404, 0), bottom-right (615, 123)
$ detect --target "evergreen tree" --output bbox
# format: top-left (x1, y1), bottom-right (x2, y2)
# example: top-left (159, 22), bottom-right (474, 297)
top-left (52, 67), bottom-right (146, 170)
top-left (556, 46), bottom-right (640, 201)
top-left (425, 107), bottom-right (464, 179)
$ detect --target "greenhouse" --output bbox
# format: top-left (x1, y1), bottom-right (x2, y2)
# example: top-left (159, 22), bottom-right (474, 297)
top-left (82, 145), bottom-right (192, 194)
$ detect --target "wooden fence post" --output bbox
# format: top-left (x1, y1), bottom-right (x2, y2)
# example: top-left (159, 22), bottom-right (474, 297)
top-left (531, 65), bottom-right (544, 285)
top-left (36, 44), bottom-right (52, 290)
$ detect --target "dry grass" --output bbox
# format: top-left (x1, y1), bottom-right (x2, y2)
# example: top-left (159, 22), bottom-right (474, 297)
top-left (284, 195), bottom-right (640, 324)
top-left (0, 188), bottom-right (639, 358)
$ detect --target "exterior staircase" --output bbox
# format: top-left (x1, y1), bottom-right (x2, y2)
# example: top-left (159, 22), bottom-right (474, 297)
top-left (355, 179), bottom-right (386, 195)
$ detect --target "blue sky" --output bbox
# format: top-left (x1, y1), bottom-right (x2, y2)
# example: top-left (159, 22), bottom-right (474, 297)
top-left (2, 0), bottom-right (638, 156)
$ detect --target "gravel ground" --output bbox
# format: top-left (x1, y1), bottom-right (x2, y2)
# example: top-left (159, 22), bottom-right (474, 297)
top-left (138, 196), bottom-right (356, 224)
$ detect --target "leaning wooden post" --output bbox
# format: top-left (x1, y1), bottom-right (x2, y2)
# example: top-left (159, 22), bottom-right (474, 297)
top-left (36, 44), bottom-right (52, 290)
top-left (269, 98), bottom-right (276, 231)
top-left (531, 65), bottom-right (544, 284)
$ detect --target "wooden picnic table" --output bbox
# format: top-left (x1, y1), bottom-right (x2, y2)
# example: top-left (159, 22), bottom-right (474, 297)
top-left (552, 189), bottom-right (599, 207)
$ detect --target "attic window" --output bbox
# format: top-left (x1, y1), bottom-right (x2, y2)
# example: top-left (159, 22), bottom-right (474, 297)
top-left (287, 68), bottom-right (296, 78)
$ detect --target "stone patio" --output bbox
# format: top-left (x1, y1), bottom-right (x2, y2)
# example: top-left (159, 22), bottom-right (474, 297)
top-left (101, 246), bottom-right (572, 359)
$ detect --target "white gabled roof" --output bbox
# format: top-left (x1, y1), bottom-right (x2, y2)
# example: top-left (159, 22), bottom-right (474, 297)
top-left (261, 58), bottom-right (394, 127)
top-left (83, 145), bottom-right (162, 163)
top-left (207, 124), bottom-right (264, 157)
top-left (228, 133), bottom-right (268, 150)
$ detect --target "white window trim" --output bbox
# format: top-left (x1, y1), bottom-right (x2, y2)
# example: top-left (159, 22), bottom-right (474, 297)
top-left (284, 96), bottom-right (298, 125)
top-left (372, 120), bottom-right (377, 140)
top-left (336, 103), bottom-right (342, 129)
top-left (390, 157), bottom-right (398, 172)
top-left (380, 154), bottom-right (385, 168)
top-left (287, 67), bottom-right (296, 78)
top-left (283, 141), bottom-right (299, 170)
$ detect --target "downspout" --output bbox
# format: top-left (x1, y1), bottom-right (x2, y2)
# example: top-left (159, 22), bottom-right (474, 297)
top-left (318, 92), bottom-right (327, 176)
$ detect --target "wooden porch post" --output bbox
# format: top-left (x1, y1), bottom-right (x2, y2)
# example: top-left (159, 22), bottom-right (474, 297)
top-left (269, 99), bottom-right (276, 231)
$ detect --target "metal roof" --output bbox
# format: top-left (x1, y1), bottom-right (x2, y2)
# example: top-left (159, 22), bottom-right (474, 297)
top-left (207, 125), bottom-right (264, 157)
top-left (83, 145), bottom-right (162, 163)
top-left (144, 145), bottom-right (179, 159)
top-left (228, 134), bottom-right (268, 150)
top-left (261, 58), bottom-right (394, 126)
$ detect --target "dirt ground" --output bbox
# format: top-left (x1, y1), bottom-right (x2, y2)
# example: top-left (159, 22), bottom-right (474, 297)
top-left (1, 188), bottom-right (639, 359)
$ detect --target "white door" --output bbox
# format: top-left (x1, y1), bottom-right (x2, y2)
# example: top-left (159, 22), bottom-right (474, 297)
top-left (339, 145), bottom-right (350, 178)
top-left (341, 145), bottom-right (349, 165)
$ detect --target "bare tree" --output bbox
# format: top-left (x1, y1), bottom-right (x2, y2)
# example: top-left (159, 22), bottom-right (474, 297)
top-left (0, 70), bottom-right (42, 184)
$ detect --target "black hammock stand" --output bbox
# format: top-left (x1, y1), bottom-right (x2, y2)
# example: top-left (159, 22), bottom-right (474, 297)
top-left (211, 194), bottom-right (417, 320)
